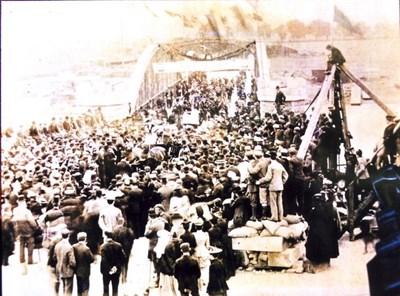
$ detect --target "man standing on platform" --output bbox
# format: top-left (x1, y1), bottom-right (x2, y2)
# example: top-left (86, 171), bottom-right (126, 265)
top-left (326, 44), bottom-right (346, 73)
top-left (275, 86), bottom-right (286, 115)
top-left (259, 151), bottom-right (288, 222)
top-left (248, 146), bottom-right (270, 221)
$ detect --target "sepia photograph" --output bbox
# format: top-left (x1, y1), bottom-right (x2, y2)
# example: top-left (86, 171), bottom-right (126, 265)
top-left (1, 1), bottom-right (400, 295)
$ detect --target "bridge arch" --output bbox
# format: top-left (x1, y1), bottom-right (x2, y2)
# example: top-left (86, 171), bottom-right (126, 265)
top-left (128, 39), bottom-right (270, 113)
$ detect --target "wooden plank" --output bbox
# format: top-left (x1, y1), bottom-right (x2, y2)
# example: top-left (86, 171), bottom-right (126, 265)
top-left (297, 65), bottom-right (336, 159)
top-left (339, 64), bottom-right (396, 117)
top-left (231, 236), bottom-right (286, 252)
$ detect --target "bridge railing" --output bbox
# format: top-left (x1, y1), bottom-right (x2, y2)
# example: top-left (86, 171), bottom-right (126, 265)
top-left (131, 44), bottom-right (182, 113)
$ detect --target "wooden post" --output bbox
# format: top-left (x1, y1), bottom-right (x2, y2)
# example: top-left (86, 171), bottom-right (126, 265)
top-left (348, 182), bottom-right (355, 241)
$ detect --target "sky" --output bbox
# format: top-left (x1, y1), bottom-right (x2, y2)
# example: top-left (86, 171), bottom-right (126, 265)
top-left (1, 0), bottom-right (399, 128)
top-left (2, 0), bottom-right (398, 80)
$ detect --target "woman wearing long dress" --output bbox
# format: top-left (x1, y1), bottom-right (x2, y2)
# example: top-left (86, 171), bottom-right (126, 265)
top-left (193, 218), bottom-right (211, 292)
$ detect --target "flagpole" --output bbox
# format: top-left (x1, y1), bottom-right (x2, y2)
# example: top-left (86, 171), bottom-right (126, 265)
top-left (331, 0), bottom-right (335, 45)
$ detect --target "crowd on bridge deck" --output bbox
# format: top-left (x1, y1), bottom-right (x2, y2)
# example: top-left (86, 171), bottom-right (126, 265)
top-left (2, 68), bottom-right (397, 296)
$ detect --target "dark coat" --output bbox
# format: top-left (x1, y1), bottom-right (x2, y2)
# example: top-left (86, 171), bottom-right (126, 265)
top-left (275, 90), bottom-right (286, 105)
top-left (1, 217), bottom-right (16, 262)
top-left (174, 254), bottom-right (201, 292)
top-left (180, 230), bottom-right (197, 251)
top-left (158, 240), bottom-right (182, 276)
top-left (207, 257), bottom-right (229, 295)
top-left (72, 241), bottom-right (94, 277)
top-left (100, 239), bottom-right (126, 275)
top-left (329, 47), bottom-right (346, 65)
top-left (82, 212), bottom-right (102, 255)
top-left (112, 226), bottom-right (135, 263)
top-left (208, 225), bottom-right (223, 248)
top-left (305, 200), bottom-right (340, 263)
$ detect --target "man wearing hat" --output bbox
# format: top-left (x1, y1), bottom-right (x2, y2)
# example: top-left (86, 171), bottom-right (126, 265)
top-left (259, 151), bottom-right (288, 222)
top-left (180, 219), bottom-right (197, 253)
top-left (98, 192), bottom-right (125, 242)
top-left (12, 195), bottom-right (38, 268)
top-left (54, 228), bottom-right (76, 296)
top-left (124, 176), bottom-right (143, 236)
top-left (157, 174), bottom-right (173, 213)
top-left (99, 231), bottom-right (126, 296)
top-left (174, 242), bottom-right (201, 296)
top-left (288, 148), bottom-right (306, 216)
top-left (2, 203), bottom-right (16, 266)
top-left (275, 86), bottom-right (286, 115)
top-left (382, 114), bottom-right (400, 166)
top-left (72, 232), bottom-right (94, 296)
top-left (248, 145), bottom-right (271, 221)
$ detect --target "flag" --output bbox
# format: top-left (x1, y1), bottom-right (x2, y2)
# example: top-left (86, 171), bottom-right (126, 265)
top-left (182, 15), bottom-right (194, 28)
top-left (205, 10), bottom-right (221, 40)
top-left (252, 13), bottom-right (263, 22)
top-left (230, 5), bottom-right (251, 31)
top-left (142, 3), bottom-right (159, 18)
top-left (165, 10), bottom-right (181, 18)
top-left (334, 5), bottom-right (362, 36)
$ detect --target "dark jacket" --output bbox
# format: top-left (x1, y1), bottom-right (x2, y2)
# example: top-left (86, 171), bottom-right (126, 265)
top-left (305, 199), bottom-right (340, 263)
top-left (159, 239), bottom-right (182, 276)
top-left (180, 230), bottom-right (197, 251)
top-left (275, 90), bottom-right (286, 105)
top-left (330, 47), bottom-right (346, 65)
top-left (73, 241), bottom-right (94, 277)
top-left (207, 257), bottom-right (229, 294)
top-left (100, 239), bottom-right (126, 275)
top-left (174, 254), bottom-right (201, 292)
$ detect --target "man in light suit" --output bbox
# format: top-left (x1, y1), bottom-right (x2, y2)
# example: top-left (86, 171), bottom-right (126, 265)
top-left (98, 192), bottom-right (124, 242)
top-left (54, 228), bottom-right (76, 296)
top-left (247, 145), bottom-right (270, 221)
top-left (73, 232), bottom-right (94, 296)
top-left (259, 150), bottom-right (289, 222)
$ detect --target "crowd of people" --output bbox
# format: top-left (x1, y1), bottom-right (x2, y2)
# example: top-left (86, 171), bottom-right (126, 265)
top-left (1, 66), bottom-right (395, 295)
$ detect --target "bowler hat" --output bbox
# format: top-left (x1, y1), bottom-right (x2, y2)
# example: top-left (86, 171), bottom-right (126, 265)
top-left (77, 232), bottom-right (87, 241)
top-left (180, 242), bottom-right (191, 253)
